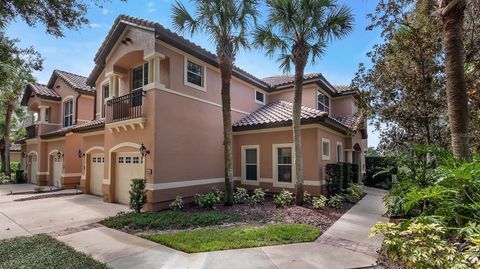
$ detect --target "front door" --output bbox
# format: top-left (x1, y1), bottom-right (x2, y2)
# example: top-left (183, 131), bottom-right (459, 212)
top-left (53, 156), bottom-right (62, 188)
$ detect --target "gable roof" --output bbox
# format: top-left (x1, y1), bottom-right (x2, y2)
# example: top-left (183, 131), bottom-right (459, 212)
top-left (233, 100), bottom-right (349, 134)
top-left (48, 70), bottom-right (95, 95)
top-left (20, 83), bottom-right (61, 105)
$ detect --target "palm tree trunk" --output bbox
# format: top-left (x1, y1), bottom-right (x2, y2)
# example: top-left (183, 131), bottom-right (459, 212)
top-left (293, 62), bottom-right (306, 206)
top-left (4, 100), bottom-right (14, 178)
top-left (441, 0), bottom-right (470, 160)
top-left (220, 58), bottom-right (234, 206)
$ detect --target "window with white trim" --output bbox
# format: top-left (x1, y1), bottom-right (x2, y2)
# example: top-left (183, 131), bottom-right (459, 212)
top-left (132, 63), bottom-right (149, 91)
top-left (317, 90), bottom-right (330, 113)
top-left (322, 138), bottom-right (330, 160)
top-left (102, 83), bottom-right (109, 118)
top-left (186, 60), bottom-right (204, 88)
top-left (63, 99), bottom-right (73, 127)
top-left (45, 108), bottom-right (50, 122)
top-left (277, 147), bottom-right (292, 182)
top-left (255, 90), bottom-right (265, 104)
top-left (242, 147), bottom-right (258, 181)
top-left (336, 142), bottom-right (343, 162)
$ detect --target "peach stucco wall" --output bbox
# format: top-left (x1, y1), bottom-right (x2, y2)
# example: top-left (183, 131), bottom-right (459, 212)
top-left (268, 84), bottom-right (319, 109)
top-left (331, 95), bottom-right (357, 118)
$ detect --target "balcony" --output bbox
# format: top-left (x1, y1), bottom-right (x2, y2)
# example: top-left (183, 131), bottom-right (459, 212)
top-left (26, 124), bottom-right (38, 139)
top-left (105, 90), bottom-right (146, 132)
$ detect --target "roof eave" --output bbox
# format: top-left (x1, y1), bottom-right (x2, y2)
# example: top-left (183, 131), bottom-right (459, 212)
top-left (233, 116), bottom-right (349, 134)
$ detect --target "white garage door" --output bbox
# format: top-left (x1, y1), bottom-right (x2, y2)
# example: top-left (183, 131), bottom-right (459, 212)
top-left (90, 154), bottom-right (104, 196)
top-left (30, 156), bottom-right (37, 184)
top-left (53, 157), bottom-right (62, 188)
top-left (115, 153), bottom-right (144, 204)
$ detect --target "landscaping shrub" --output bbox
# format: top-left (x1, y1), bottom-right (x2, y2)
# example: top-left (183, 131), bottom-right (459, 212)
top-left (325, 163), bottom-right (344, 196)
top-left (0, 173), bottom-right (10, 184)
top-left (211, 187), bottom-right (224, 199)
top-left (303, 191), bottom-right (313, 205)
top-left (129, 178), bottom-right (147, 213)
top-left (328, 194), bottom-right (344, 209)
top-left (312, 195), bottom-right (328, 209)
top-left (365, 156), bottom-right (396, 188)
top-left (169, 196), bottom-right (183, 211)
top-left (249, 188), bottom-right (266, 207)
top-left (342, 162), bottom-right (355, 186)
top-left (195, 191), bottom-right (220, 209)
top-left (233, 187), bottom-right (249, 204)
top-left (344, 184), bottom-right (363, 203)
top-left (274, 189), bottom-right (294, 208)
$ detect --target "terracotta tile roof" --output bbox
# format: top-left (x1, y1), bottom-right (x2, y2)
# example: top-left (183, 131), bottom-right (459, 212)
top-left (333, 85), bottom-right (351, 93)
top-left (51, 70), bottom-right (95, 95)
top-left (40, 119), bottom-right (105, 138)
top-left (262, 73), bottom-right (322, 87)
top-left (9, 143), bottom-right (21, 151)
top-left (335, 115), bottom-right (362, 131)
top-left (233, 101), bottom-right (350, 134)
top-left (29, 83), bottom-right (60, 99)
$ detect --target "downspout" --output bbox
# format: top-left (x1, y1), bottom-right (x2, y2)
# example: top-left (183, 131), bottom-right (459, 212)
top-left (75, 93), bottom-right (81, 125)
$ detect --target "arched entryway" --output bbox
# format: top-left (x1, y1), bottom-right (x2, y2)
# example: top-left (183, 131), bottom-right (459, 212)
top-left (27, 151), bottom-right (38, 184)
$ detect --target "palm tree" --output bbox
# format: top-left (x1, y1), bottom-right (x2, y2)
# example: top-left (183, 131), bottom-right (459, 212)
top-left (437, 0), bottom-right (470, 160)
top-left (254, 0), bottom-right (353, 205)
top-left (171, 0), bottom-right (259, 205)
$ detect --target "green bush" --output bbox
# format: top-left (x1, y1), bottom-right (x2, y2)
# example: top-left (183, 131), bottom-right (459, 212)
top-left (129, 178), bottom-right (147, 213)
top-left (325, 163), bottom-right (344, 196)
top-left (249, 188), bottom-right (266, 207)
top-left (303, 191), bottom-right (313, 205)
top-left (195, 191), bottom-right (220, 209)
top-left (365, 156), bottom-right (397, 188)
top-left (344, 184), bottom-right (363, 203)
top-left (328, 194), bottom-right (344, 209)
top-left (169, 196), bottom-right (184, 211)
top-left (233, 187), bottom-right (249, 204)
top-left (274, 189), bottom-right (294, 208)
top-left (0, 173), bottom-right (10, 184)
top-left (211, 187), bottom-right (224, 199)
top-left (312, 195), bottom-right (328, 209)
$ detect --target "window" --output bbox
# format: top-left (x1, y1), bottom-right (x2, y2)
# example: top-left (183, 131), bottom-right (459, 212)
top-left (132, 63), bottom-right (149, 91)
top-left (317, 91), bottom-right (330, 113)
top-left (336, 142), bottom-right (343, 162)
top-left (322, 139), bottom-right (330, 160)
top-left (133, 157), bottom-right (139, 164)
top-left (186, 60), bottom-right (204, 89)
top-left (277, 147), bottom-right (292, 182)
top-left (63, 99), bottom-right (73, 127)
top-left (255, 90), bottom-right (265, 104)
top-left (242, 147), bottom-right (258, 181)
top-left (45, 108), bottom-right (50, 122)
top-left (101, 83), bottom-right (109, 117)
top-left (125, 157), bottom-right (131, 164)
top-left (92, 157), bottom-right (97, 163)
top-left (118, 157), bottom-right (124, 164)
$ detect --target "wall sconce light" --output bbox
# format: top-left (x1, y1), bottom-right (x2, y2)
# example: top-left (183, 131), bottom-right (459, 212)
top-left (78, 149), bottom-right (85, 158)
top-left (21, 152), bottom-right (26, 158)
top-left (139, 143), bottom-right (150, 158)
top-left (56, 151), bottom-right (64, 159)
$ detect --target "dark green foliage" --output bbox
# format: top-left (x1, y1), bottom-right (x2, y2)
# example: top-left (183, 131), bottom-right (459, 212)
top-left (195, 190), bottom-right (221, 209)
top-left (129, 178), bottom-right (147, 213)
top-left (325, 163), bottom-right (344, 196)
top-left (101, 211), bottom-right (245, 231)
top-left (364, 156), bottom-right (397, 188)
top-left (0, 234), bottom-right (108, 269)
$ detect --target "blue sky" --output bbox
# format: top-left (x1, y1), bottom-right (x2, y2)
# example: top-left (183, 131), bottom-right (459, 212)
top-left (6, 0), bottom-right (382, 147)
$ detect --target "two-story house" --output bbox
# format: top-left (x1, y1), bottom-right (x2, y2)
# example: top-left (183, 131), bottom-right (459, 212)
top-left (20, 15), bottom-right (367, 211)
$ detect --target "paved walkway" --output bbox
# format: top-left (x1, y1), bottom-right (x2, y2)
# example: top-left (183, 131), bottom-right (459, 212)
top-left (57, 187), bottom-right (388, 269)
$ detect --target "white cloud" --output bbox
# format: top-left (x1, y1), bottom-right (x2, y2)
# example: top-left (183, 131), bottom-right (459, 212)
top-left (89, 23), bottom-right (101, 28)
top-left (101, 8), bottom-right (109, 15)
top-left (147, 2), bottom-right (156, 13)
top-left (148, 2), bottom-right (155, 7)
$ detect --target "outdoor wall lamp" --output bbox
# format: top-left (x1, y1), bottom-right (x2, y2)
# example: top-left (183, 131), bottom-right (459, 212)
top-left (139, 143), bottom-right (150, 158)
top-left (56, 151), bottom-right (64, 159)
top-left (78, 149), bottom-right (85, 158)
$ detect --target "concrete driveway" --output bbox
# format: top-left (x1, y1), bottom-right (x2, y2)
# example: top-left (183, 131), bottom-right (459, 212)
top-left (0, 184), bottom-right (127, 239)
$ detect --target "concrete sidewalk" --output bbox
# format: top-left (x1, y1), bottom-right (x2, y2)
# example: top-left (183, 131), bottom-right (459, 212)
top-left (57, 187), bottom-right (388, 269)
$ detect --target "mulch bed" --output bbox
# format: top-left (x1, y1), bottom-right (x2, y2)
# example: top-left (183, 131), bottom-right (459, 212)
top-left (370, 249), bottom-right (405, 269)
top-left (14, 192), bottom-right (82, 202)
top-left (183, 196), bottom-right (355, 231)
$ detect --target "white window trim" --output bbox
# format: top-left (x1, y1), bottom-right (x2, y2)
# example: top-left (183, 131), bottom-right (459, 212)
top-left (62, 96), bottom-right (75, 127)
top-left (322, 138), bottom-right (331, 161)
top-left (316, 89), bottom-right (331, 112)
top-left (255, 90), bottom-right (266, 105)
top-left (101, 81), bottom-right (110, 119)
top-left (336, 142), bottom-right (343, 162)
top-left (241, 145), bottom-right (260, 185)
top-left (131, 63), bottom-right (148, 92)
top-left (272, 143), bottom-right (295, 188)
top-left (184, 57), bottom-right (207, 92)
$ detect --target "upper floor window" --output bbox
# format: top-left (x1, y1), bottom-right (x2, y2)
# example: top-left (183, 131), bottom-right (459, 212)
top-left (45, 108), bottom-right (50, 123)
top-left (185, 59), bottom-right (205, 90)
top-left (255, 90), bottom-right (265, 104)
top-left (63, 99), bottom-right (73, 127)
top-left (102, 83), bottom-right (109, 118)
top-left (132, 63), bottom-right (149, 91)
top-left (317, 91), bottom-right (330, 113)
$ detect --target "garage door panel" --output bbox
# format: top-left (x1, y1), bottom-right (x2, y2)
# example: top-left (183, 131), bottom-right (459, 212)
top-left (53, 157), bottom-right (62, 188)
top-left (115, 153), bottom-right (144, 204)
top-left (90, 154), bottom-right (104, 196)
top-left (30, 156), bottom-right (37, 184)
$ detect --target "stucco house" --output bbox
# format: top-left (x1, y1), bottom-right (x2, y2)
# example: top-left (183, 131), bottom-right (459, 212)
top-left (19, 15), bottom-right (367, 211)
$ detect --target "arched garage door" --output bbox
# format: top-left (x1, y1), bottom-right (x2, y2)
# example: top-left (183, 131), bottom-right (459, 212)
top-left (89, 154), bottom-right (104, 196)
top-left (115, 153), bottom-right (144, 204)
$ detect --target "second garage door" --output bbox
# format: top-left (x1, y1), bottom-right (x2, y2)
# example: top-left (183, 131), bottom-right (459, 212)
top-left (90, 154), bottom-right (104, 196)
top-left (115, 153), bottom-right (144, 204)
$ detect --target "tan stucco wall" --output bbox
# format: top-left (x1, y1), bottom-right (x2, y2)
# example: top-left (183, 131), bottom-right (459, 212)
top-left (268, 85), bottom-right (318, 109)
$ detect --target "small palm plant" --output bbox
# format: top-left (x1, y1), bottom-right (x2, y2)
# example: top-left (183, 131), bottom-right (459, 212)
top-left (253, 0), bottom-right (353, 205)
top-left (171, 0), bottom-right (259, 206)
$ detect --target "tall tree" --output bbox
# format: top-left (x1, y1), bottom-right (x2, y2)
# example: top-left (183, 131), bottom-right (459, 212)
top-left (171, 0), bottom-right (259, 205)
top-left (436, 0), bottom-right (470, 160)
top-left (352, 0), bottom-right (448, 153)
top-left (254, 0), bottom-right (353, 205)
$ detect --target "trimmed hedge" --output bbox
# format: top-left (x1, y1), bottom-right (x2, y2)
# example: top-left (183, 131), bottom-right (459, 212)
top-left (325, 162), bottom-right (359, 196)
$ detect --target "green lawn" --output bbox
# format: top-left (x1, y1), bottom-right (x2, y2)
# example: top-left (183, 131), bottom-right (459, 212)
top-left (143, 224), bottom-right (320, 253)
top-left (101, 211), bottom-right (258, 231)
top-left (0, 234), bottom-right (108, 269)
